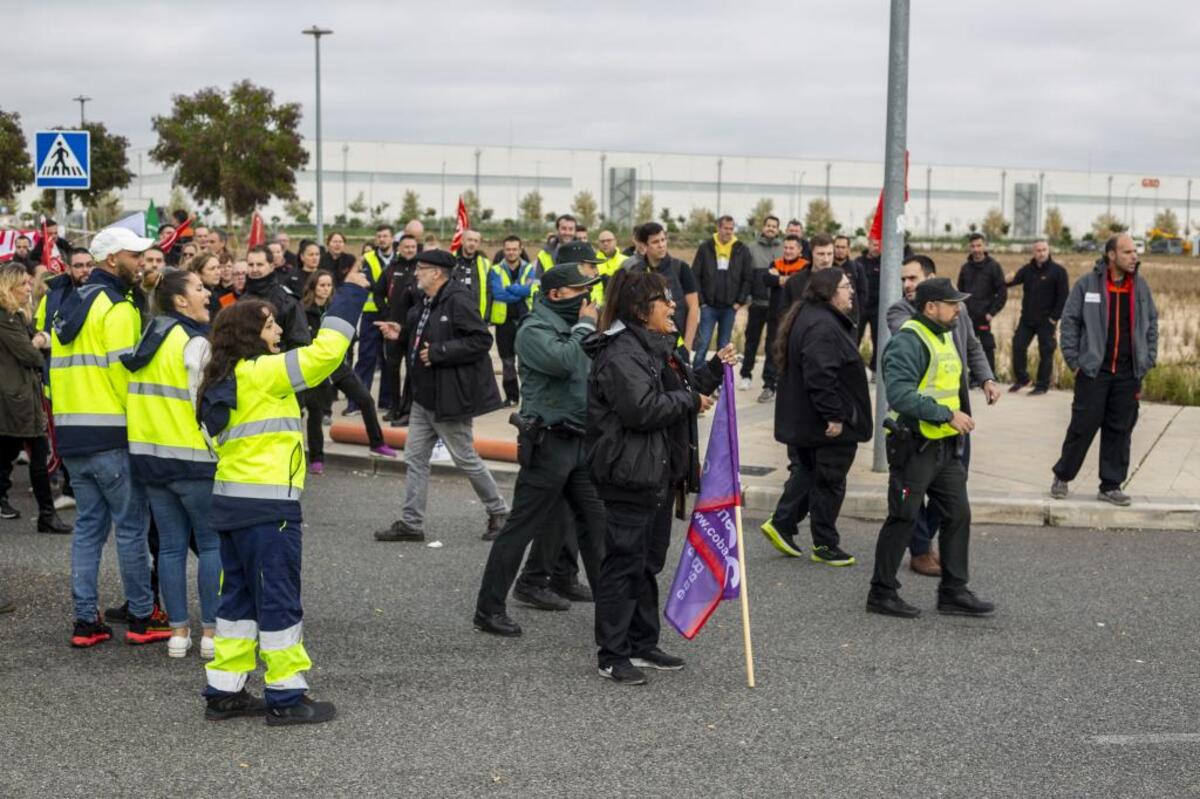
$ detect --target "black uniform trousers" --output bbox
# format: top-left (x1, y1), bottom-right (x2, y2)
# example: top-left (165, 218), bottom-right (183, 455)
top-left (1011, 319), bottom-right (1057, 390)
top-left (383, 338), bottom-right (413, 420)
top-left (518, 501), bottom-right (584, 592)
top-left (772, 443), bottom-right (857, 549)
top-left (1053, 370), bottom-right (1140, 491)
top-left (302, 363), bottom-right (385, 461)
top-left (870, 437), bottom-right (970, 598)
top-left (475, 432), bottom-right (604, 616)
top-left (971, 318), bottom-right (997, 377)
top-left (494, 319), bottom-right (521, 405)
top-left (741, 305), bottom-right (779, 389)
top-left (595, 498), bottom-right (674, 668)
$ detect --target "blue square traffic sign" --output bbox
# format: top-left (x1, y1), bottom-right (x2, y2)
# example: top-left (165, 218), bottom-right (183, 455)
top-left (35, 130), bottom-right (91, 189)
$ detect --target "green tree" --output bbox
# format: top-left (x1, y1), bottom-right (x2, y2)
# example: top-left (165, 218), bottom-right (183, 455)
top-left (461, 189), bottom-right (481, 224)
top-left (519, 190), bottom-right (543, 224)
top-left (284, 199), bottom-right (313, 224)
top-left (805, 198), bottom-right (837, 235)
top-left (0, 110), bottom-right (33, 203)
top-left (400, 190), bottom-right (422, 224)
top-left (40, 121), bottom-right (134, 211)
top-left (635, 194), bottom-right (655, 225)
top-left (1044, 207), bottom-right (1065, 243)
top-left (982, 207), bottom-right (1009, 241)
top-left (747, 197), bottom-right (774, 229)
top-left (167, 185), bottom-right (190, 218)
top-left (1154, 208), bottom-right (1180, 236)
top-left (1092, 212), bottom-right (1126, 239)
top-left (685, 207), bottom-right (716, 236)
top-left (571, 190), bottom-right (598, 228)
top-left (151, 80), bottom-right (307, 233)
top-left (370, 201), bottom-right (391, 225)
top-left (348, 191), bottom-right (367, 216)
top-left (89, 191), bottom-right (125, 228)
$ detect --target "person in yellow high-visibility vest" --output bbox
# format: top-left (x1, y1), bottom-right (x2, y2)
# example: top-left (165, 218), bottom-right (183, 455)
top-left (452, 229), bottom-right (491, 320)
top-left (591, 229), bottom-right (627, 306)
top-left (198, 266), bottom-right (371, 726)
top-left (487, 235), bottom-right (537, 405)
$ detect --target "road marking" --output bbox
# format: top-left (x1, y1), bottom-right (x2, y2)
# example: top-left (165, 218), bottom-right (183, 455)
top-left (1091, 734), bottom-right (1200, 745)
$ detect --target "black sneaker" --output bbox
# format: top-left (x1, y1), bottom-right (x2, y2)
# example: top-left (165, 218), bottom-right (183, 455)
top-left (551, 581), bottom-right (593, 603)
top-left (513, 583), bottom-right (570, 611)
top-left (937, 588), bottom-right (995, 616)
top-left (374, 520), bottom-right (425, 542)
top-left (205, 689), bottom-right (267, 720)
top-left (71, 616), bottom-right (113, 648)
top-left (484, 512), bottom-right (508, 541)
top-left (1050, 478), bottom-right (1069, 499)
top-left (866, 593), bottom-right (921, 618)
top-left (0, 499), bottom-right (19, 520)
top-left (1008, 379), bottom-right (1030, 393)
top-left (473, 611), bottom-right (522, 637)
top-left (103, 602), bottom-right (130, 625)
top-left (126, 613), bottom-right (173, 644)
top-left (265, 695), bottom-right (337, 727)
top-left (1029, 387), bottom-right (1049, 396)
top-left (389, 414), bottom-right (410, 428)
top-left (810, 545), bottom-right (856, 567)
top-left (37, 511), bottom-right (72, 534)
top-left (599, 661), bottom-right (647, 685)
top-left (630, 648), bottom-right (685, 671)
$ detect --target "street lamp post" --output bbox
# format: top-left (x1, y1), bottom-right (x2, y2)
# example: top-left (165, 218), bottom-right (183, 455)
top-left (716, 158), bottom-right (724, 216)
top-left (600, 154), bottom-right (607, 220)
top-left (1123, 183), bottom-right (1135, 231)
top-left (342, 143), bottom-right (348, 217)
top-left (474, 148), bottom-right (482, 204)
top-left (925, 166), bottom-right (932, 239)
top-left (302, 25), bottom-right (333, 243)
top-left (72, 95), bottom-right (91, 127)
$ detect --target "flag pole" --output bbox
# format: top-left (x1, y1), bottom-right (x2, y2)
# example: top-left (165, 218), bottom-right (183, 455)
top-left (734, 502), bottom-right (755, 688)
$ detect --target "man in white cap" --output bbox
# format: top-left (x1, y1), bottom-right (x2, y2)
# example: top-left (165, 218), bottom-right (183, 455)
top-left (50, 226), bottom-right (168, 648)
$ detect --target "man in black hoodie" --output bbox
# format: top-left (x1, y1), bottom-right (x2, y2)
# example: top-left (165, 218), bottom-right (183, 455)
top-left (241, 245), bottom-right (310, 351)
top-left (1005, 239), bottom-right (1069, 394)
top-left (956, 233), bottom-right (1007, 375)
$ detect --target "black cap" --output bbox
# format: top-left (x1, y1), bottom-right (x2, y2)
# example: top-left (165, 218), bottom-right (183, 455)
top-left (914, 276), bottom-right (971, 308)
top-left (415, 249), bottom-right (456, 269)
top-left (554, 240), bottom-right (604, 265)
top-left (541, 264), bottom-right (601, 292)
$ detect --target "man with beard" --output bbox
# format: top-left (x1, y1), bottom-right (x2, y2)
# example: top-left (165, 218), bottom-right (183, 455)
top-left (956, 233), bottom-right (1008, 376)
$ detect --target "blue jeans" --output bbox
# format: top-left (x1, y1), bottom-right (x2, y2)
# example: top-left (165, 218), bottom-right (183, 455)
top-left (146, 479), bottom-right (220, 628)
top-left (64, 450), bottom-right (153, 621)
top-left (910, 435), bottom-right (971, 556)
top-left (693, 305), bottom-right (736, 369)
top-left (348, 312), bottom-right (385, 411)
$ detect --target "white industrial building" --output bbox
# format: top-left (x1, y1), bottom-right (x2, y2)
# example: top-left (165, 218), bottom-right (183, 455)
top-left (118, 140), bottom-right (1196, 239)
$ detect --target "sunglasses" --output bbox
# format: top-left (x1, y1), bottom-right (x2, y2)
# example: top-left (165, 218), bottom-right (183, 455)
top-left (649, 290), bottom-right (674, 304)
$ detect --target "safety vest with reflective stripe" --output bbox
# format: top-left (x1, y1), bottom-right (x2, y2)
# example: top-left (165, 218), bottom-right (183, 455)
top-left (49, 279), bottom-right (141, 456)
top-left (488, 261), bottom-right (537, 325)
top-left (360, 249), bottom-right (388, 313)
top-left (208, 284), bottom-right (366, 530)
top-left (536, 249), bottom-right (554, 277)
top-left (126, 322), bottom-right (216, 483)
top-left (454, 253), bottom-right (491, 320)
top-left (591, 250), bottom-right (627, 305)
top-left (894, 318), bottom-right (962, 440)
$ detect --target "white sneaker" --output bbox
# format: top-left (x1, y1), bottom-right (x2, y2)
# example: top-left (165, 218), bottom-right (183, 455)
top-left (199, 636), bottom-right (215, 660)
top-left (167, 632), bottom-right (192, 658)
top-left (54, 494), bottom-right (76, 510)
top-left (737, 377), bottom-right (752, 391)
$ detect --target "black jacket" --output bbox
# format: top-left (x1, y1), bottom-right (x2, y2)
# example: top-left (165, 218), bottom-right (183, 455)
top-left (774, 303), bottom-right (872, 449)
top-left (404, 279), bottom-right (501, 420)
top-left (584, 321), bottom-right (721, 508)
top-left (242, 272), bottom-right (311, 351)
top-left (837, 259), bottom-right (870, 322)
top-left (321, 251), bottom-right (357, 285)
top-left (691, 238), bottom-right (753, 308)
top-left (858, 252), bottom-right (882, 310)
top-left (956, 254), bottom-right (1008, 325)
top-left (1007, 257), bottom-right (1069, 325)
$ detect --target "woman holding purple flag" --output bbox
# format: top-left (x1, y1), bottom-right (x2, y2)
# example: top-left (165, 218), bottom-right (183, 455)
top-left (760, 268), bottom-right (872, 566)
top-left (584, 269), bottom-right (736, 686)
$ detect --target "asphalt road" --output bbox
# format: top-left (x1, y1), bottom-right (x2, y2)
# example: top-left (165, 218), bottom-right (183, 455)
top-left (2, 464), bottom-right (1199, 798)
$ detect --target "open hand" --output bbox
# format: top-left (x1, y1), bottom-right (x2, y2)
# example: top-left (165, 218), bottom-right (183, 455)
top-left (373, 321), bottom-right (401, 340)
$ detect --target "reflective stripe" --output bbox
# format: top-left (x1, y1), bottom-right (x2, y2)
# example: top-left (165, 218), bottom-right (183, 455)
top-left (215, 618), bottom-right (259, 640)
top-left (49, 353), bottom-right (106, 369)
top-left (259, 623), bottom-right (303, 651)
top-left (321, 315), bottom-right (356, 341)
top-left (129, 441), bottom-right (217, 462)
top-left (128, 381), bottom-right (191, 401)
top-left (204, 667), bottom-right (249, 693)
top-left (264, 673), bottom-right (309, 691)
top-left (284, 349), bottom-right (307, 391)
top-left (213, 480), bottom-right (302, 501)
top-left (216, 416), bottom-right (301, 444)
top-left (106, 346), bottom-right (134, 365)
top-left (54, 412), bottom-right (126, 427)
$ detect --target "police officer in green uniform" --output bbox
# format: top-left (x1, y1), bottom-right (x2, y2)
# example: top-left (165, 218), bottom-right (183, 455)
top-left (867, 278), bottom-right (995, 619)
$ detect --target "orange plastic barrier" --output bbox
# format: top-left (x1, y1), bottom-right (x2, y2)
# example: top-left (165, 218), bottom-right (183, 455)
top-left (329, 422), bottom-right (519, 463)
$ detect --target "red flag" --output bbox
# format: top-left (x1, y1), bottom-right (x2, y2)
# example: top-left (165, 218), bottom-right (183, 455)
top-left (450, 196), bottom-right (469, 254)
top-left (159, 216), bottom-right (193, 253)
top-left (868, 150), bottom-right (910, 245)
top-left (246, 212), bottom-right (265, 249)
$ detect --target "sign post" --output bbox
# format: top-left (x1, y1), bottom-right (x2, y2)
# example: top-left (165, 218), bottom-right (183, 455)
top-left (34, 130), bottom-right (91, 235)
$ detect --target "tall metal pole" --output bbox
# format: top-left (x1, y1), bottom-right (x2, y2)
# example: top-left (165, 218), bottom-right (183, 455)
top-left (872, 0), bottom-right (910, 473)
top-left (797, 171), bottom-right (806, 221)
top-left (925, 166), bottom-right (932, 238)
top-left (474, 148), bottom-right (482, 203)
top-left (1000, 170), bottom-right (1007, 218)
top-left (825, 162), bottom-right (832, 203)
top-left (341, 143), bottom-right (348, 216)
top-left (1186, 178), bottom-right (1192, 237)
top-left (302, 26), bottom-right (333, 243)
top-left (600, 153), bottom-right (607, 220)
top-left (1107, 175), bottom-right (1113, 215)
top-left (716, 158), bottom-right (723, 216)
top-left (72, 95), bottom-right (91, 127)
top-left (1038, 172), bottom-right (1045, 236)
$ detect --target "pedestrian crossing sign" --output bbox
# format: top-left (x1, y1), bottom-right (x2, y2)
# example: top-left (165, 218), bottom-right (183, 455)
top-left (35, 130), bottom-right (91, 189)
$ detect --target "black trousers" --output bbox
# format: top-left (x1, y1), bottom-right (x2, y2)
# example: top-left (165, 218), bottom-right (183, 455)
top-left (0, 435), bottom-right (54, 514)
top-left (972, 319), bottom-right (997, 377)
top-left (475, 434), bottom-right (604, 616)
top-left (594, 498), bottom-right (673, 668)
top-left (772, 443), bottom-right (857, 549)
top-left (741, 305), bottom-right (778, 389)
top-left (383, 339), bottom-right (413, 419)
top-left (1053, 371), bottom-right (1140, 491)
top-left (870, 438), bottom-right (970, 597)
top-left (302, 363), bottom-right (384, 461)
top-left (494, 319), bottom-right (520, 404)
top-left (1011, 319), bottom-right (1057, 390)
top-left (519, 501), bottom-right (584, 591)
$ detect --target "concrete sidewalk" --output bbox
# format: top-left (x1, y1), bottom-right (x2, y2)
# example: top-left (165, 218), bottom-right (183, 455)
top-left (323, 374), bottom-right (1200, 531)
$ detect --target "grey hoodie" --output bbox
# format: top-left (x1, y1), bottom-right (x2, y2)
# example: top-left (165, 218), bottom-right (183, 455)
top-left (746, 235), bottom-right (783, 307)
top-left (1060, 260), bottom-right (1158, 379)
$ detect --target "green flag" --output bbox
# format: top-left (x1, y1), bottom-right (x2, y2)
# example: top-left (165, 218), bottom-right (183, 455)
top-left (145, 199), bottom-right (159, 239)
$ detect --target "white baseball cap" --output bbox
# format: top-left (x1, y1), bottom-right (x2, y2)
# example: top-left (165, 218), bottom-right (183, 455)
top-left (89, 226), bottom-right (155, 261)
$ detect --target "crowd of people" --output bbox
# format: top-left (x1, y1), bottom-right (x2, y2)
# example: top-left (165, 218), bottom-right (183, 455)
top-left (0, 206), bottom-right (1158, 708)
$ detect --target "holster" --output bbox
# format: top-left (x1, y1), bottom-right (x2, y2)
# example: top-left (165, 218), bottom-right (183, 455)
top-left (883, 418), bottom-right (915, 470)
top-left (509, 412), bottom-right (545, 468)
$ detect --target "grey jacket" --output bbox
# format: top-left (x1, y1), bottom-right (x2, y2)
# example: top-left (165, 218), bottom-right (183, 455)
top-left (887, 297), bottom-right (995, 386)
top-left (746, 235), bottom-right (783, 307)
top-left (1061, 260), bottom-right (1158, 379)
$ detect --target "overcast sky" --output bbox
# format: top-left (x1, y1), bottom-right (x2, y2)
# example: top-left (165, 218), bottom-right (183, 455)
top-left (12, 0), bottom-right (1200, 175)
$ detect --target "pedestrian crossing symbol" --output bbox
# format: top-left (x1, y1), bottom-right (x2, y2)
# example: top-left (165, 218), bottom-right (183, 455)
top-left (34, 130), bottom-right (91, 189)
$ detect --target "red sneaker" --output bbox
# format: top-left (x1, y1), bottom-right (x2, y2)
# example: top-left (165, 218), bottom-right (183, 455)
top-left (71, 617), bottom-right (113, 648)
top-left (126, 614), bottom-right (173, 645)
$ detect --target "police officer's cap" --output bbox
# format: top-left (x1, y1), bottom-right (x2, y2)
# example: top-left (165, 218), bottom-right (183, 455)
top-left (541, 264), bottom-right (601, 292)
top-left (914, 276), bottom-right (971, 307)
top-left (554, 240), bottom-right (605, 265)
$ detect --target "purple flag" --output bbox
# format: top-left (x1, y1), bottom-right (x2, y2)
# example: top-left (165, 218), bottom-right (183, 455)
top-left (664, 365), bottom-right (742, 640)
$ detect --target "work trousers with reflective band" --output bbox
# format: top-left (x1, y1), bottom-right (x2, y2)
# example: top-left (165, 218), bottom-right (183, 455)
top-left (204, 520), bottom-right (311, 708)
